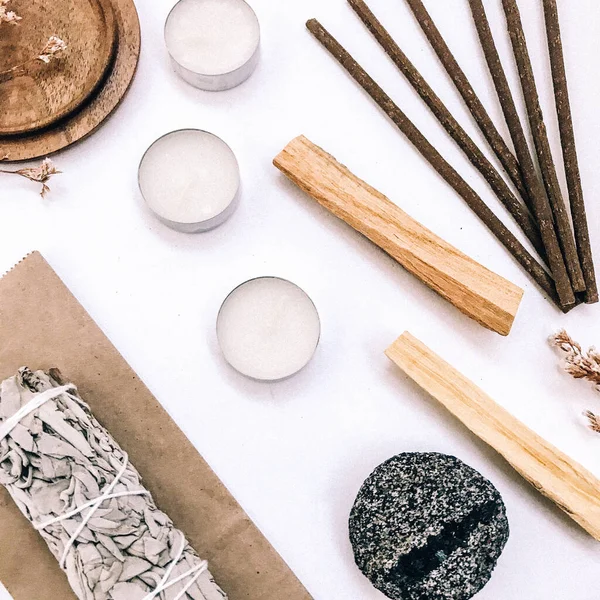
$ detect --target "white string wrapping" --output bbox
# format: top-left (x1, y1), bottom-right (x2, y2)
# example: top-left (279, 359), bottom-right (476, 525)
top-left (0, 381), bottom-right (214, 599)
top-left (0, 385), bottom-right (75, 442)
top-left (39, 450), bottom-right (146, 568)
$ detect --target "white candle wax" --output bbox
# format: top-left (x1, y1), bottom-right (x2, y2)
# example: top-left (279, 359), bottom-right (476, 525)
top-left (139, 129), bottom-right (240, 232)
top-left (217, 278), bottom-right (321, 381)
top-left (165, 0), bottom-right (260, 91)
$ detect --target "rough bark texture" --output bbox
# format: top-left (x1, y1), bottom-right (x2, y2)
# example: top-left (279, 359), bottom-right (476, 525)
top-left (502, 0), bottom-right (585, 293)
top-left (468, 0), bottom-right (574, 308)
top-left (542, 0), bottom-right (598, 303)
top-left (403, 0), bottom-right (530, 210)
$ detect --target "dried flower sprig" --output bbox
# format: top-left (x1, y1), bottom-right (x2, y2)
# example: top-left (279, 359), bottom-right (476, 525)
top-left (551, 329), bottom-right (600, 387)
top-left (551, 329), bottom-right (600, 434)
top-left (37, 35), bottom-right (68, 64)
top-left (0, 158), bottom-right (61, 198)
top-left (584, 411), bottom-right (600, 434)
top-left (0, 36), bottom-right (67, 84)
top-left (0, 0), bottom-right (21, 25)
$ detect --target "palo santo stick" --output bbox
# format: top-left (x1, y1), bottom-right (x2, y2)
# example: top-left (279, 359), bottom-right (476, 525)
top-left (543, 0), bottom-right (598, 304)
top-left (348, 0), bottom-right (546, 264)
top-left (502, 0), bottom-right (585, 293)
top-left (386, 331), bottom-right (600, 541)
top-left (305, 19), bottom-right (564, 310)
top-left (468, 0), bottom-right (574, 308)
top-left (403, 0), bottom-right (530, 211)
top-left (275, 135), bottom-right (523, 335)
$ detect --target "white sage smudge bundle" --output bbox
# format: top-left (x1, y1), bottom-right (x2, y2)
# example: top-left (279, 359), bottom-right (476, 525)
top-left (0, 368), bottom-right (228, 600)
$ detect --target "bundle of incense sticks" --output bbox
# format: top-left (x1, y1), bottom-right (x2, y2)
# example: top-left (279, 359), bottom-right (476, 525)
top-left (306, 0), bottom-right (597, 312)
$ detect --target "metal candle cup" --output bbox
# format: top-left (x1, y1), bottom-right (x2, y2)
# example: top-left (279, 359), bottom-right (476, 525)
top-left (217, 277), bottom-right (321, 381)
top-left (138, 129), bottom-right (240, 233)
top-left (165, 0), bottom-right (261, 91)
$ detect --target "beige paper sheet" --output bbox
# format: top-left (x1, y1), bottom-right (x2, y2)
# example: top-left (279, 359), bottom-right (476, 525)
top-left (0, 252), bottom-right (312, 600)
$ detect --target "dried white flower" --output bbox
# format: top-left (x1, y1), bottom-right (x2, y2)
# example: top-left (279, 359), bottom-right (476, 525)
top-left (0, 158), bottom-right (61, 198)
top-left (551, 330), bottom-right (600, 435)
top-left (551, 329), bottom-right (600, 388)
top-left (37, 36), bottom-right (68, 64)
top-left (0, 0), bottom-right (21, 25)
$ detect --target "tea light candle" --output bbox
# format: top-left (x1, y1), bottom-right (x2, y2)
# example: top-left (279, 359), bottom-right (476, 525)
top-left (217, 278), bottom-right (321, 381)
top-left (138, 129), bottom-right (240, 233)
top-left (165, 0), bottom-right (261, 91)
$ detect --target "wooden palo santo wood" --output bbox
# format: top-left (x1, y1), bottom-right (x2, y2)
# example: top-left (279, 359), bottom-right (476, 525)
top-left (386, 332), bottom-right (600, 541)
top-left (274, 135), bottom-right (523, 336)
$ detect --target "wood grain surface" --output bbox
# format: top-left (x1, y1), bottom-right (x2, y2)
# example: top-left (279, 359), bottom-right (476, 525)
top-left (0, 0), bottom-right (117, 136)
top-left (0, 0), bottom-right (140, 161)
top-left (386, 331), bottom-right (600, 541)
top-left (274, 135), bottom-right (524, 336)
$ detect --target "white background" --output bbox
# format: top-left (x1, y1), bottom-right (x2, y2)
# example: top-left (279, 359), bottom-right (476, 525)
top-left (2, 0), bottom-right (600, 598)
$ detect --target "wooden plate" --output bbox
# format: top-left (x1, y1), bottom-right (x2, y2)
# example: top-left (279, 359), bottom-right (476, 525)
top-left (0, 0), bottom-right (140, 161)
top-left (0, 0), bottom-right (118, 136)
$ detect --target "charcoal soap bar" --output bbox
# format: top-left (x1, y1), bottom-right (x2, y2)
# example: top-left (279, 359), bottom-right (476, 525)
top-left (349, 453), bottom-right (509, 600)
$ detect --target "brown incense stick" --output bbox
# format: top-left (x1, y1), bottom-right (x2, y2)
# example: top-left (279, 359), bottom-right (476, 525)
top-left (403, 0), bottom-right (531, 212)
top-left (502, 0), bottom-right (585, 294)
top-left (347, 0), bottom-right (546, 266)
top-left (468, 0), bottom-right (574, 307)
top-left (305, 18), bottom-right (564, 309)
top-left (543, 0), bottom-right (598, 304)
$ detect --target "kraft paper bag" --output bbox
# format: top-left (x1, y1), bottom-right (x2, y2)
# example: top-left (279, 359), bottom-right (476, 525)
top-left (0, 252), bottom-right (312, 600)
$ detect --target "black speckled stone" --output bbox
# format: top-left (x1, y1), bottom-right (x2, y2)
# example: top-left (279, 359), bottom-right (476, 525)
top-left (349, 453), bottom-right (509, 600)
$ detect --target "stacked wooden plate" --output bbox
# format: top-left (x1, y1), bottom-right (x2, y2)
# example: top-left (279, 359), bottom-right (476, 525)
top-left (0, 0), bottom-right (141, 161)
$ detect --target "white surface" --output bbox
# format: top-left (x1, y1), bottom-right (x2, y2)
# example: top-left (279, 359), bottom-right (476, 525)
top-left (217, 277), bottom-right (321, 380)
top-left (165, 0), bottom-right (260, 75)
top-left (139, 129), bottom-right (240, 226)
top-left (1, 0), bottom-right (600, 598)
